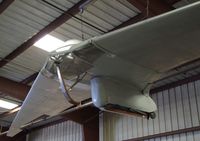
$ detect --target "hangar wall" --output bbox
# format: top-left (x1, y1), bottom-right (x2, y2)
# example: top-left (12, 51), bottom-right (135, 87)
top-left (27, 121), bottom-right (83, 141)
top-left (100, 80), bottom-right (200, 141)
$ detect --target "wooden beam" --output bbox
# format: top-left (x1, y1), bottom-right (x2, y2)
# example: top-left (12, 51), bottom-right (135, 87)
top-left (127, 0), bottom-right (174, 16)
top-left (0, 0), bottom-right (14, 15)
top-left (124, 125), bottom-right (200, 141)
top-left (0, 77), bottom-right (30, 100)
top-left (111, 0), bottom-right (179, 32)
top-left (0, 0), bottom-right (89, 68)
top-left (0, 132), bottom-right (26, 141)
top-left (109, 13), bottom-right (146, 31)
top-left (166, 0), bottom-right (182, 5)
top-left (63, 106), bottom-right (99, 141)
top-left (63, 106), bottom-right (99, 124)
top-left (83, 113), bottom-right (99, 141)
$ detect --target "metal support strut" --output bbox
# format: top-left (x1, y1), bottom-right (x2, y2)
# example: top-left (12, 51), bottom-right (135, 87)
top-left (56, 64), bottom-right (80, 105)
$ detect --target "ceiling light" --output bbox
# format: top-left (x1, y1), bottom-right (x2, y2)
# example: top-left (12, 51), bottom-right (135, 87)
top-left (0, 99), bottom-right (18, 109)
top-left (34, 35), bottom-right (65, 52)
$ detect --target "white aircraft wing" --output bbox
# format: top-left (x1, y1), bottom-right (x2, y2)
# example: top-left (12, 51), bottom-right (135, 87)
top-left (89, 1), bottom-right (200, 90)
top-left (7, 72), bottom-right (90, 136)
top-left (8, 1), bottom-right (200, 137)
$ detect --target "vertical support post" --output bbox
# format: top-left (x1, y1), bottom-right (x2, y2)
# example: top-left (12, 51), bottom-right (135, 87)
top-left (83, 113), bottom-right (99, 141)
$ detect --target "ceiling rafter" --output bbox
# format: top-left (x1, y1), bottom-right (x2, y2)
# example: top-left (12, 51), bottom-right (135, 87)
top-left (0, 77), bottom-right (30, 100)
top-left (166, 0), bottom-right (182, 5)
top-left (0, 0), bottom-right (90, 68)
top-left (109, 13), bottom-right (145, 31)
top-left (0, 0), bottom-right (14, 15)
top-left (127, 0), bottom-right (174, 17)
top-left (110, 0), bottom-right (180, 31)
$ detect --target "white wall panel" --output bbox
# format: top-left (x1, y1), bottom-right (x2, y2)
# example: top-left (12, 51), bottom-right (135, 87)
top-left (28, 121), bottom-right (83, 141)
top-left (133, 131), bottom-right (200, 141)
top-left (100, 80), bottom-right (200, 141)
top-left (169, 88), bottom-right (178, 131)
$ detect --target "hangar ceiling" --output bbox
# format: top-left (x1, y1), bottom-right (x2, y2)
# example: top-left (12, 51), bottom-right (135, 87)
top-left (0, 0), bottom-right (199, 129)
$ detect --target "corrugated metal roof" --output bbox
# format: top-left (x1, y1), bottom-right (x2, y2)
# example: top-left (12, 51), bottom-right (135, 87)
top-left (78, 0), bottom-right (138, 31)
top-left (0, 0), bottom-right (62, 56)
top-left (0, 47), bottom-right (48, 81)
top-left (53, 0), bottom-right (139, 40)
top-left (0, 0), bottom-right (139, 82)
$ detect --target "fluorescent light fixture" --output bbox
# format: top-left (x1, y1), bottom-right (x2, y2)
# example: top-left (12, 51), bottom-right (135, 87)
top-left (34, 35), bottom-right (65, 52)
top-left (0, 99), bottom-right (18, 109)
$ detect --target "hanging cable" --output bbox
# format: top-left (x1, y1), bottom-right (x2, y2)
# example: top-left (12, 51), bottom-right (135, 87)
top-left (41, 0), bottom-right (106, 33)
top-left (145, 0), bottom-right (150, 19)
top-left (80, 7), bottom-right (85, 41)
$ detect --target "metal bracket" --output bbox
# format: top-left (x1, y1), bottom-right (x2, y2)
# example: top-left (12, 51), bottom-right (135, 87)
top-left (55, 64), bottom-right (80, 105)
